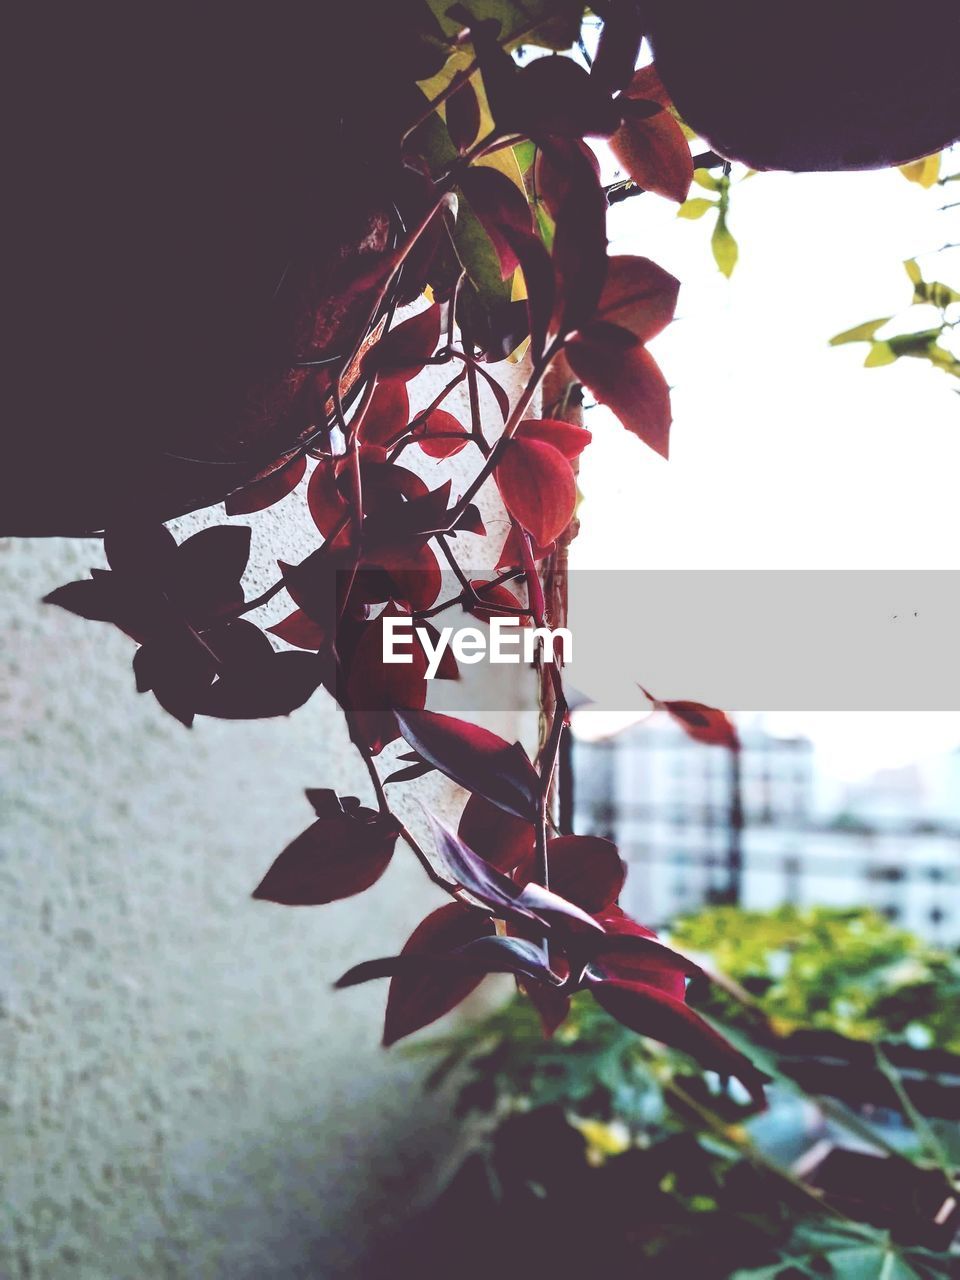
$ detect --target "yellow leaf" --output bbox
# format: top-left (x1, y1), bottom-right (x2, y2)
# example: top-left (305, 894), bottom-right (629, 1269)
top-left (904, 258), bottom-right (923, 286)
top-left (712, 217), bottom-right (739, 277)
top-left (865, 342), bottom-right (897, 367)
top-left (677, 197), bottom-right (716, 220)
top-left (899, 152), bottom-right (941, 188)
top-left (692, 168), bottom-right (721, 192)
top-left (416, 46), bottom-right (473, 106)
top-left (829, 317), bottom-right (892, 346)
top-left (570, 1117), bottom-right (631, 1163)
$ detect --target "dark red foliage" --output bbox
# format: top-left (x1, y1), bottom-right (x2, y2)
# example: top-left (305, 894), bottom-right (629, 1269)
top-left (416, 408), bottom-right (470, 458)
top-left (254, 791), bottom-right (399, 905)
top-left (641, 686), bottom-right (740, 749)
top-left (446, 80), bottom-right (481, 154)
top-left (458, 166), bottom-right (535, 281)
top-left (566, 326), bottom-right (672, 457)
top-left (512, 55), bottom-right (622, 140)
top-left (466, 580), bottom-right (532, 627)
top-left (458, 793), bottom-right (534, 871)
top-left (362, 304), bottom-right (442, 380)
top-left (533, 835), bottom-right (625, 914)
top-left (268, 609), bottom-right (327, 651)
top-left (396, 710), bottom-right (540, 821)
top-left (593, 256), bottom-right (680, 344)
top-left (495, 437), bottom-right (577, 546)
top-left (358, 378), bottom-right (410, 451)
top-left (610, 105), bottom-right (693, 203)
top-left (382, 902), bottom-right (495, 1045)
top-left (549, 141), bottom-right (609, 335)
top-left (224, 455), bottom-right (306, 515)
top-left (34, 6), bottom-right (759, 1092)
top-left (514, 417), bottom-right (592, 459)
top-left (591, 978), bottom-right (767, 1104)
top-left (346, 607), bottom-right (431, 753)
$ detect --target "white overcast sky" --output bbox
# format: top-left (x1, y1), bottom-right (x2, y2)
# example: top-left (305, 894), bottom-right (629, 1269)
top-left (570, 147), bottom-right (960, 775)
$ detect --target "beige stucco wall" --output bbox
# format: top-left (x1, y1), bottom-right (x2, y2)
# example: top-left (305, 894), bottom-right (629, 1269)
top-left (1, 351), bottom-right (534, 1278)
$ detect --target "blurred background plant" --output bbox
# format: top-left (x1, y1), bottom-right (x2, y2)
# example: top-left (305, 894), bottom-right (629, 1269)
top-left (673, 905), bottom-right (960, 1053)
top-left (375, 905), bottom-right (960, 1279)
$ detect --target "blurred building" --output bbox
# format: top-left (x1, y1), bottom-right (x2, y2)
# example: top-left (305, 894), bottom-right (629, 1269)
top-left (573, 719), bottom-right (960, 944)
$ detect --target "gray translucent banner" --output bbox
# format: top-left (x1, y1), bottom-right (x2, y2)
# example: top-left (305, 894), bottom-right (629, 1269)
top-left (339, 570), bottom-right (960, 713)
top-left (567, 570), bottom-right (960, 712)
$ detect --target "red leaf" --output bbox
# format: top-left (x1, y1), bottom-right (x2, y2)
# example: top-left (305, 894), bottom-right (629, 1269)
top-left (194, 651), bottom-right (319, 720)
top-left (429, 814), bottom-right (598, 933)
top-left (458, 792), bottom-right (534, 871)
top-left (538, 835), bottom-right (625, 914)
top-left (104, 524), bottom-right (179, 579)
top-left (133, 624), bottom-right (218, 728)
top-left (623, 64), bottom-right (672, 108)
top-left (253, 803), bottom-right (398, 906)
top-left (44, 575), bottom-right (124, 623)
top-left (594, 255), bottom-right (680, 344)
top-left (306, 461), bottom-right (348, 537)
top-left (515, 417), bottom-right (592, 459)
top-left (495, 437), bottom-right (576, 546)
top-left (474, 363), bottom-right (511, 422)
top-left (336, 932), bottom-right (555, 993)
top-left (347, 610), bottom-right (429, 754)
top-left (364, 305), bottom-right (441, 380)
top-left (383, 902), bottom-right (495, 1045)
top-left (610, 109), bottom-right (693, 203)
top-left (453, 503), bottom-right (486, 537)
top-left (521, 980), bottom-right (571, 1037)
top-left (359, 378), bottom-right (410, 451)
top-left (503, 226), bottom-right (557, 362)
top-left (591, 5), bottom-right (645, 94)
top-left (417, 408), bottom-right (470, 458)
top-left (446, 79), bottom-right (481, 153)
top-left (364, 539), bottom-right (443, 612)
top-left (396, 709), bottom-right (539, 821)
top-left (535, 138), bottom-right (601, 223)
top-left (645, 690), bottom-right (740, 749)
top-left (458, 166), bottom-right (534, 282)
top-left (268, 609), bottom-right (327, 651)
top-left (547, 142), bottom-right (608, 334)
top-left (175, 526), bottom-right (251, 611)
top-left (566, 327), bottom-right (672, 457)
top-left (591, 978), bottom-right (766, 1104)
top-left (224, 455), bottom-right (306, 515)
top-left (515, 880), bottom-right (603, 933)
top-left (513, 56), bottom-right (621, 139)
top-left (496, 525), bottom-right (555, 571)
top-left (590, 907), bottom-right (701, 997)
top-left (467, 579), bottom-right (532, 627)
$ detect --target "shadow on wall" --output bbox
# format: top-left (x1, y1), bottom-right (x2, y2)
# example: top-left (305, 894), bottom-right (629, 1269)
top-left (1, 527), bottom-right (476, 1279)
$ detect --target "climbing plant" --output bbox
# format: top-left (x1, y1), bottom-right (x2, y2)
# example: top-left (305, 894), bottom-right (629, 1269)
top-left (39, 0), bottom-right (960, 1094)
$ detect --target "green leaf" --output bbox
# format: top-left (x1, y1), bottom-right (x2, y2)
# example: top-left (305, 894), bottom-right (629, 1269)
top-left (730, 1265), bottom-right (789, 1279)
top-left (912, 279), bottom-right (960, 309)
top-left (829, 318), bottom-right (893, 346)
top-left (512, 139), bottom-right (536, 173)
top-left (904, 258), bottom-right (923, 286)
top-left (712, 214), bottom-right (739, 277)
top-left (887, 329), bottom-right (944, 357)
top-left (864, 342), bottom-right (897, 367)
top-left (692, 167), bottom-right (721, 192)
top-left (828, 1245), bottom-right (924, 1280)
top-left (677, 196), bottom-right (716, 220)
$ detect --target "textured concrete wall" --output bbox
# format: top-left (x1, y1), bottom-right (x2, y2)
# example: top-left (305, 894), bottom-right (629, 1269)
top-left (1, 355), bottom-right (532, 1279)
